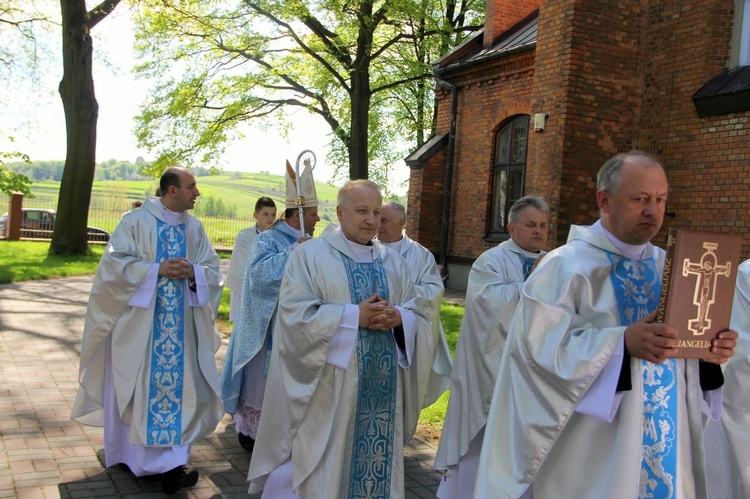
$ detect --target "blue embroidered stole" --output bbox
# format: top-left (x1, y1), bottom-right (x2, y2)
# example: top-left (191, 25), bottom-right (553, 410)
top-left (514, 252), bottom-right (536, 280)
top-left (606, 253), bottom-right (677, 498)
top-left (340, 253), bottom-right (397, 499)
top-left (146, 220), bottom-right (187, 446)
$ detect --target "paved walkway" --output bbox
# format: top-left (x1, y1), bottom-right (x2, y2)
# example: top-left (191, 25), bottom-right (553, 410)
top-left (0, 270), bottom-right (741, 498)
top-left (0, 275), bottom-right (444, 498)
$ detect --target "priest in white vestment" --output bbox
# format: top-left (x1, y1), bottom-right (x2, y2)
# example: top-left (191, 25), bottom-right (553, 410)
top-left (434, 196), bottom-right (549, 498)
top-left (476, 151), bottom-right (737, 499)
top-left (377, 201), bottom-right (453, 409)
top-left (247, 180), bottom-right (434, 498)
top-left (221, 164), bottom-right (319, 453)
top-left (722, 259), bottom-right (750, 497)
top-left (71, 167), bottom-right (225, 493)
top-left (226, 196), bottom-right (277, 321)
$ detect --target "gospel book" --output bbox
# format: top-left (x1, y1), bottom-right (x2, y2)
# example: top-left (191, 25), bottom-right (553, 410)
top-left (656, 228), bottom-right (742, 359)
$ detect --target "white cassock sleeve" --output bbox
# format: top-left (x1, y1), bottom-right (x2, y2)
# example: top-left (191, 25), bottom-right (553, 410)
top-left (575, 336), bottom-right (625, 422)
top-left (326, 304), bottom-right (359, 369)
top-left (128, 264), bottom-right (159, 308)
top-left (189, 262), bottom-right (209, 306)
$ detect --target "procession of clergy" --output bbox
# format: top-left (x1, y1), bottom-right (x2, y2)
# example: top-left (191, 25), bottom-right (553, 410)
top-left (70, 150), bottom-right (750, 498)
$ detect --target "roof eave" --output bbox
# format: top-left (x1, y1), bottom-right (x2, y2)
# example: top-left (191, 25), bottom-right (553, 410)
top-left (433, 41), bottom-right (536, 76)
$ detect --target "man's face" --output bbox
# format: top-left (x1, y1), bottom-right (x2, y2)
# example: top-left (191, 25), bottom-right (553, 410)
top-left (508, 207), bottom-right (548, 253)
top-left (302, 207), bottom-right (320, 236)
top-left (597, 158), bottom-right (668, 245)
top-left (172, 170), bottom-right (200, 211)
top-left (377, 204), bottom-right (404, 243)
top-left (337, 186), bottom-right (382, 245)
top-left (254, 206), bottom-right (277, 232)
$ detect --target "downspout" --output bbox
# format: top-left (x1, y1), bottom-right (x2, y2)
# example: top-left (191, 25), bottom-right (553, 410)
top-left (436, 78), bottom-right (458, 278)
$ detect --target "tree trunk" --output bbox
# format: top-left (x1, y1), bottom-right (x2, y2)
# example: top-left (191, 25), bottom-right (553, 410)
top-left (52, 0), bottom-right (98, 255)
top-left (348, 0), bottom-right (373, 180)
top-left (415, 1), bottom-right (428, 148)
top-left (349, 68), bottom-right (371, 180)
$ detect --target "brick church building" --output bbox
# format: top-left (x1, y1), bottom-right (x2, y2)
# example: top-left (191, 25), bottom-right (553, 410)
top-left (405, 0), bottom-right (750, 290)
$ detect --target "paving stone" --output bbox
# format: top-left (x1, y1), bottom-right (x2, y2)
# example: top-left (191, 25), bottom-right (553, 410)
top-left (0, 275), bottom-right (444, 498)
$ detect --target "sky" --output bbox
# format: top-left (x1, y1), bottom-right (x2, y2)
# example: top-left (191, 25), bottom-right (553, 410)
top-left (0, 6), bottom-right (411, 194)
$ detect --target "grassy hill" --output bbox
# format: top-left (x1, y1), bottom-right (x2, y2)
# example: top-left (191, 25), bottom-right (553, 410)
top-left (6, 172), bottom-right (344, 248)
top-left (24, 172), bottom-right (340, 219)
top-left (196, 172), bottom-right (341, 222)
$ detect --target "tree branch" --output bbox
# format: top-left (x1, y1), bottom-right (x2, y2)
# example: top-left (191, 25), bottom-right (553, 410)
top-left (244, 0), bottom-right (352, 89)
top-left (88, 0), bottom-right (122, 29)
top-left (372, 72), bottom-right (431, 95)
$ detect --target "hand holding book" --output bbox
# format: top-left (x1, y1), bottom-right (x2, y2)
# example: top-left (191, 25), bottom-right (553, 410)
top-left (624, 309), bottom-right (677, 364)
top-left (693, 328), bottom-right (738, 365)
top-left (625, 309), bottom-right (738, 363)
top-left (656, 229), bottom-right (743, 359)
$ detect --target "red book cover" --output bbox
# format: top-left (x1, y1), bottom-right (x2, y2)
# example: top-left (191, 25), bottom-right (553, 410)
top-left (656, 229), bottom-right (743, 359)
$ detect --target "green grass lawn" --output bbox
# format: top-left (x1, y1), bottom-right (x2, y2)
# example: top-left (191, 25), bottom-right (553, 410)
top-left (416, 302), bottom-right (463, 434)
top-left (0, 240), bottom-right (106, 283)
top-left (0, 239), bottom-right (463, 436)
top-left (0, 241), bottom-right (236, 323)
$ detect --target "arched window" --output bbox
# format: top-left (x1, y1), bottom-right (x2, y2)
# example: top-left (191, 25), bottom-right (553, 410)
top-left (490, 115), bottom-right (529, 235)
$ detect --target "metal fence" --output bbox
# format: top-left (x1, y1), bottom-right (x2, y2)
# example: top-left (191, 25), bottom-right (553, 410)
top-left (0, 194), bottom-right (329, 250)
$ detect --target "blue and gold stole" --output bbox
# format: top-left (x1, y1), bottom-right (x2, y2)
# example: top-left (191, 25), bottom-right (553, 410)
top-left (607, 253), bottom-right (677, 499)
top-left (340, 252), bottom-right (397, 499)
top-left (146, 220), bottom-right (187, 446)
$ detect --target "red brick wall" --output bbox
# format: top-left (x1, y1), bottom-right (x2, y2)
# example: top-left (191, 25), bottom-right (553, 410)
top-left (484, 0), bottom-right (540, 45)
top-left (407, 148), bottom-right (446, 253)
top-left (639, 0), bottom-right (750, 254)
top-left (412, 0), bottom-right (750, 266)
top-left (531, 0), bottom-right (649, 247)
top-left (435, 52), bottom-right (537, 259)
top-left (530, 0), bottom-right (750, 254)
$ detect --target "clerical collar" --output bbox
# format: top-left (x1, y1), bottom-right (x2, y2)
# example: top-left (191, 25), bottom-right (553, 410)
top-left (591, 220), bottom-right (646, 259)
top-left (379, 236), bottom-right (406, 254)
top-left (511, 241), bottom-right (544, 259)
top-left (284, 221), bottom-right (302, 238)
top-left (155, 198), bottom-right (182, 226)
top-left (337, 226), bottom-right (377, 263)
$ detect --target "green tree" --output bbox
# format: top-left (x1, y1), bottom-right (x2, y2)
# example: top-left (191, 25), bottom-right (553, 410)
top-left (52, 0), bottom-right (123, 255)
top-left (0, 137), bottom-right (34, 198)
top-left (0, 2), bottom-right (53, 196)
top-left (0, 166), bottom-right (32, 196)
top-left (0, 2), bottom-right (55, 86)
top-left (133, 0), bottom-right (482, 182)
top-left (0, 147), bottom-right (33, 196)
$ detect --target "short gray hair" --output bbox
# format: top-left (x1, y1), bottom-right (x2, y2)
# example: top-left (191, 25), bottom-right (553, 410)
top-left (337, 179), bottom-right (382, 207)
top-left (508, 196), bottom-right (549, 224)
top-left (382, 201), bottom-right (405, 222)
top-left (597, 150), bottom-right (663, 193)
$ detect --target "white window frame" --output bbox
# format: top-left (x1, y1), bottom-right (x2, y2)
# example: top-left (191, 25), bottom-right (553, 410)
top-left (732, 0), bottom-right (750, 67)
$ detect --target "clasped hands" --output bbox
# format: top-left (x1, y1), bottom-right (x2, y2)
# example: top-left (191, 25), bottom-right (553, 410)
top-left (358, 293), bottom-right (402, 331)
top-left (158, 258), bottom-right (195, 281)
top-left (624, 310), bottom-right (738, 364)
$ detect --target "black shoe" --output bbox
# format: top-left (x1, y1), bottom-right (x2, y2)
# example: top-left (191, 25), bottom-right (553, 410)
top-left (238, 432), bottom-right (255, 453)
top-left (160, 466), bottom-right (199, 493)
